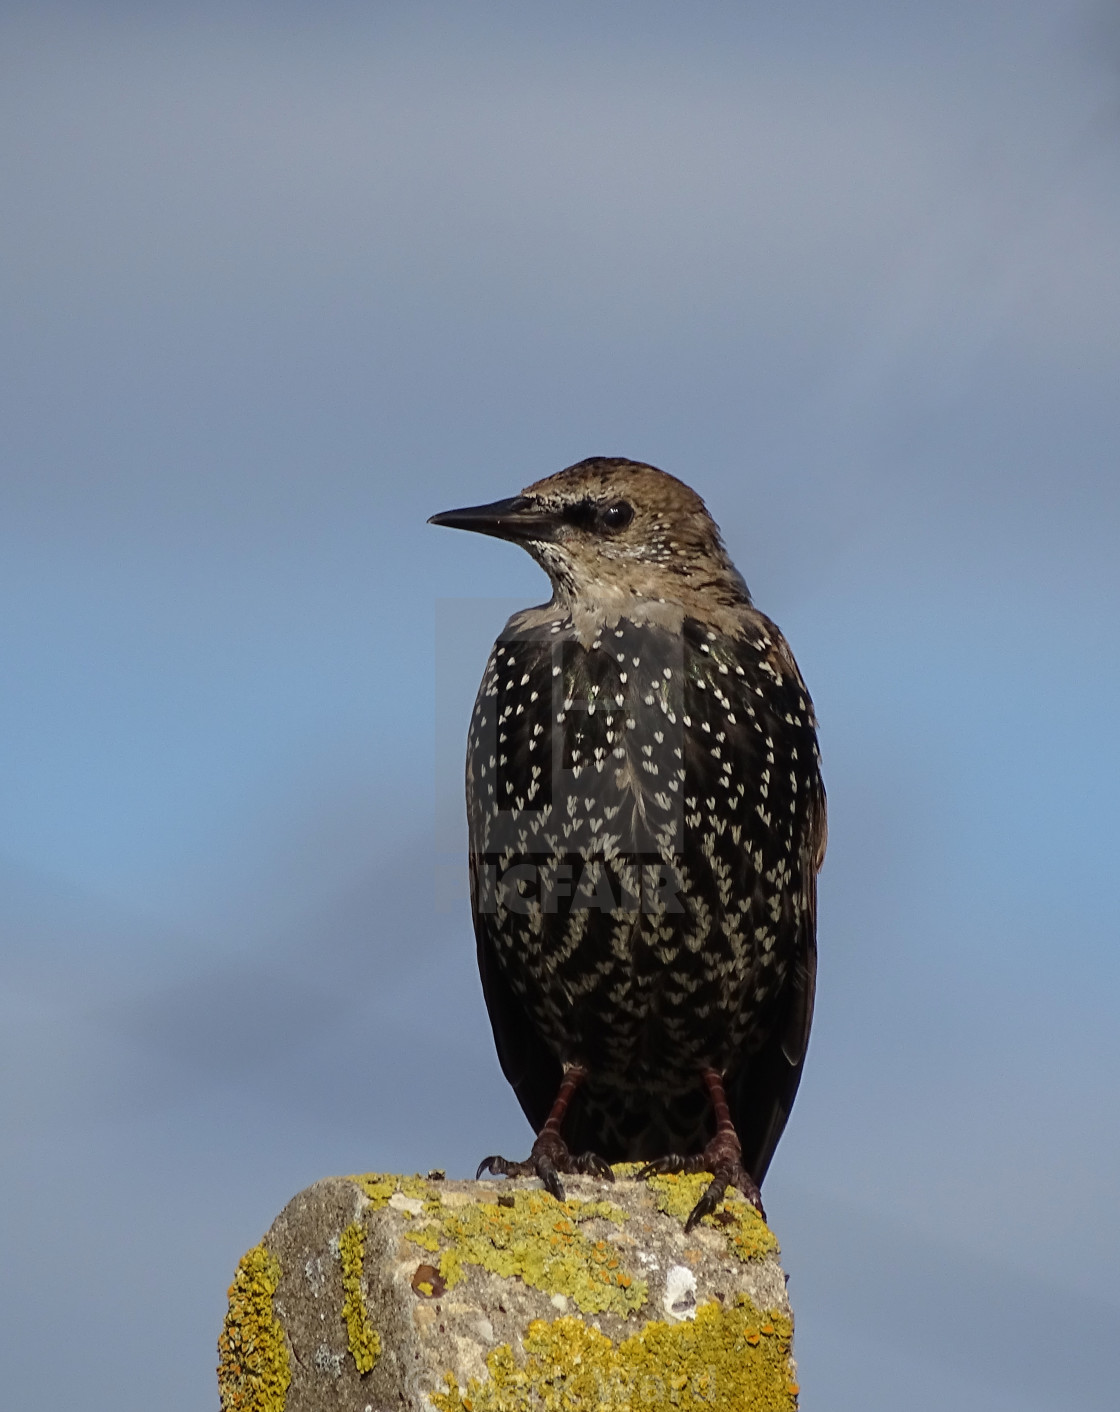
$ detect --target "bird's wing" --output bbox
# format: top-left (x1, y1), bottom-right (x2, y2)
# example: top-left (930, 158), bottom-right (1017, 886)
top-left (470, 853), bottom-right (563, 1135)
top-left (463, 618), bottom-right (655, 1153)
top-left (464, 623), bottom-right (575, 1137)
top-left (731, 769), bottom-right (826, 1184)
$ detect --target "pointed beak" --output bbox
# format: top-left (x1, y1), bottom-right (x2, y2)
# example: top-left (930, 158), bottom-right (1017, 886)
top-left (427, 495), bottom-right (556, 543)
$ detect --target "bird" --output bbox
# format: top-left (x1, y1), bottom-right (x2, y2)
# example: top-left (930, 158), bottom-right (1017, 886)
top-left (429, 457), bottom-right (826, 1230)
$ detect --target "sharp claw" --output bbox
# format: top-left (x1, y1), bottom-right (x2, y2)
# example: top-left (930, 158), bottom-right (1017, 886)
top-left (684, 1193), bottom-right (716, 1233)
top-left (536, 1154), bottom-right (566, 1203)
top-left (569, 1151), bottom-right (613, 1180)
top-left (686, 1175), bottom-right (722, 1231)
top-left (636, 1154), bottom-right (686, 1181)
top-left (474, 1131), bottom-right (615, 1199)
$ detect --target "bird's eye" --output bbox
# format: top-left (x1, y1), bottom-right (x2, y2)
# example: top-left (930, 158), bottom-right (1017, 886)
top-left (600, 501), bottom-right (634, 531)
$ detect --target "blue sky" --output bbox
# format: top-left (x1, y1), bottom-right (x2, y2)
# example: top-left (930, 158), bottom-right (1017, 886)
top-left (1, 3), bottom-right (1118, 1407)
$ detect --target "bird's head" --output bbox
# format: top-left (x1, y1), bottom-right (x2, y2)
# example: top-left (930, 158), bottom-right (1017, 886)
top-left (429, 458), bottom-right (750, 626)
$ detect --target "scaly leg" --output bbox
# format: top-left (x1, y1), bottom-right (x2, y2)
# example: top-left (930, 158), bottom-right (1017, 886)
top-left (476, 1063), bottom-right (613, 1203)
top-left (638, 1067), bottom-right (764, 1231)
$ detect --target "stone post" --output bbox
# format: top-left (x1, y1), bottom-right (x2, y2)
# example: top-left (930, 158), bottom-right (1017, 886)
top-left (218, 1167), bottom-right (799, 1411)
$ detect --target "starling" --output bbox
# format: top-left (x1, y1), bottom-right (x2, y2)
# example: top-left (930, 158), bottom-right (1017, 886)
top-left (430, 457), bottom-right (826, 1229)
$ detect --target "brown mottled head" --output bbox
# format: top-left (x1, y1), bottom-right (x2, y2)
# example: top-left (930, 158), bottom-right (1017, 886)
top-left (430, 457), bottom-right (751, 632)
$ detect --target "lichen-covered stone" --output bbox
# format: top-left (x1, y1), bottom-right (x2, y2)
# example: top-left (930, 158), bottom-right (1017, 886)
top-left (414, 1186), bottom-right (646, 1316)
top-left (217, 1244), bottom-right (291, 1412)
top-left (641, 1168), bottom-right (782, 1264)
top-left (338, 1221), bottom-right (382, 1373)
top-left (431, 1301), bottom-right (798, 1412)
top-left (218, 1168), bottom-right (797, 1411)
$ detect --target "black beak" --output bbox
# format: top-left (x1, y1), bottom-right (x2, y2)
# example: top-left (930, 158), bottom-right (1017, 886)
top-left (428, 495), bottom-right (555, 543)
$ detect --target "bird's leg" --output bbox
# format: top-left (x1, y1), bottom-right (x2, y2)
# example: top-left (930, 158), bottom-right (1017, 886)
top-left (637, 1067), bottom-right (764, 1231)
top-left (476, 1063), bottom-right (614, 1203)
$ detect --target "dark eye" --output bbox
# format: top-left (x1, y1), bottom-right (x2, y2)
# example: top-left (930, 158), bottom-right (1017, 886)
top-left (600, 501), bottom-right (634, 531)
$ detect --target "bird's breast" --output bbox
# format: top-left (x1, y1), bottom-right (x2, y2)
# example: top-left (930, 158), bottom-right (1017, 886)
top-left (465, 607), bottom-right (822, 1077)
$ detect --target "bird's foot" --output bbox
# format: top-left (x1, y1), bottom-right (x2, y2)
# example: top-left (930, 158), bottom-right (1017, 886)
top-left (476, 1129), bottom-right (614, 1204)
top-left (638, 1129), bottom-right (764, 1232)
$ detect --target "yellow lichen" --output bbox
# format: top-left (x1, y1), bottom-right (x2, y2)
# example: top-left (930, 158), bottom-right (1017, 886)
top-left (404, 1224), bottom-right (442, 1253)
top-left (415, 1187), bottom-right (645, 1316)
top-left (338, 1221), bottom-right (382, 1375)
top-left (350, 1172), bottom-right (398, 1206)
top-left (644, 1171), bottom-right (780, 1262)
top-left (439, 1244), bottom-right (464, 1288)
top-left (349, 1171), bottom-right (439, 1211)
top-left (217, 1244), bottom-right (291, 1412)
top-left (431, 1297), bottom-right (797, 1412)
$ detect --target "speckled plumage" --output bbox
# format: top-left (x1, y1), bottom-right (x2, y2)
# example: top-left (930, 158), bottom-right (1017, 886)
top-left (433, 457), bottom-right (826, 1202)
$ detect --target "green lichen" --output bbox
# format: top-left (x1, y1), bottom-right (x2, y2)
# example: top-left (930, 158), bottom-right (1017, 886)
top-left (217, 1244), bottom-right (291, 1412)
top-left (645, 1171), bottom-right (780, 1262)
top-left (406, 1187), bottom-right (645, 1317)
top-left (338, 1221), bottom-right (382, 1375)
top-left (431, 1296), bottom-right (798, 1412)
